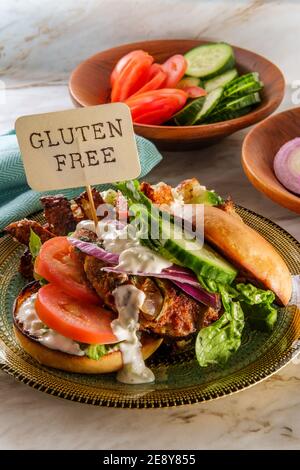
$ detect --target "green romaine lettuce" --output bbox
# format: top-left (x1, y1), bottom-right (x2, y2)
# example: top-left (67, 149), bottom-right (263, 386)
top-left (85, 344), bottom-right (107, 360)
top-left (233, 283), bottom-right (277, 332)
top-left (29, 228), bottom-right (42, 259)
top-left (195, 286), bottom-right (245, 367)
top-left (234, 283), bottom-right (275, 305)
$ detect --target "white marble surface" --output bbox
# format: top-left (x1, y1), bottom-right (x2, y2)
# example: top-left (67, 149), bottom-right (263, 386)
top-left (1, 0), bottom-right (300, 450)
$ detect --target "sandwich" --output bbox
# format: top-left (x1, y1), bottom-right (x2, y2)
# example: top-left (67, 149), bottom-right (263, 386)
top-left (5, 178), bottom-right (292, 383)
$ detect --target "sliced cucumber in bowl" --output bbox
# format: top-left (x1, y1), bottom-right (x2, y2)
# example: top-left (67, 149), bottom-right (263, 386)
top-left (205, 106), bottom-right (252, 123)
top-left (172, 97), bottom-right (205, 126)
top-left (184, 43), bottom-right (235, 79)
top-left (222, 92), bottom-right (261, 111)
top-left (205, 93), bottom-right (261, 123)
top-left (223, 72), bottom-right (260, 91)
top-left (223, 72), bottom-right (263, 98)
top-left (204, 69), bottom-right (238, 93)
top-left (193, 87), bottom-right (224, 124)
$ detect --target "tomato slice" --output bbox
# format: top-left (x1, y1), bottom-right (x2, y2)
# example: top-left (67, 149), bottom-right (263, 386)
top-left (111, 51), bottom-right (154, 102)
top-left (130, 64), bottom-right (166, 96)
top-left (183, 86), bottom-right (207, 98)
top-left (161, 55), bottom-right (187, 88)
top-left (35, 284), bottom-right (117, 344)
top-left (35, 237), bottom-right (99, 304)
top-left (126, 89), bottom-right (187, 125)
top-left (110, 50), bottom-right (146, 87)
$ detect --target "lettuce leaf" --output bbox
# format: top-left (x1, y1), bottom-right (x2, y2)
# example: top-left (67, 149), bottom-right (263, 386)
top-left (85, 344), bottom-right (107, 360)
top-left (234, 283), bottom-right (275, 305)
top-left (241, 302), bottom-right (278, 332)
top-left (195, 281), bottom-right (278, 367)
top-left (233, 283), bottom-right (277, 332)
top-left (29, 228), bottom-right (42, 259)
top-left (195, 285), bottom-right (244, 367)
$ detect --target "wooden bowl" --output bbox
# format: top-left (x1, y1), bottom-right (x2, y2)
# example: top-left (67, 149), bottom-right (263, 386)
top-left (69, 39), bottom-right (285, 151)
top-left (242, 107), bottom-right (300, 214)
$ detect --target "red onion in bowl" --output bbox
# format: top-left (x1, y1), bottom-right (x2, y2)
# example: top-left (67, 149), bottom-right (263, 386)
top-left (274, 137), bottom-right (300, 196)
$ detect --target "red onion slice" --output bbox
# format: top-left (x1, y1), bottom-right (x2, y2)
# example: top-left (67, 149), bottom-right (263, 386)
top-left (68, 237), bottom-right (119, 265)
top-left (68, 238), bottom-right (220, 308)
top-left (274, 137), bottom-right (300, 196)
top-left (172, 280), bottom-right (221, 310)
top-left (102, 266), bottom-right (220, 309)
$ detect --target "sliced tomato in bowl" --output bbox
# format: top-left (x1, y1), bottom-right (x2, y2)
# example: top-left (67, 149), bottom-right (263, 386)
top-left (110, 50), bottom-right (146, 87)
top-left (111, 51), bottom-right (154, 102)
top-left (126, 89), bottom-right (188, 125)
top-left (130, 64), bottom-right (167, 96)
top-left (35, 236), bottom-right (99, 304)
top-left (161, 54), bottom-right (187, 88)
top-left (35, 284), bottom-right (118, 344)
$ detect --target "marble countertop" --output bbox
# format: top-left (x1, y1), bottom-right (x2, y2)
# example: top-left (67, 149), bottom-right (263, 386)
top-left (1, 0), bottom-right (300, 450)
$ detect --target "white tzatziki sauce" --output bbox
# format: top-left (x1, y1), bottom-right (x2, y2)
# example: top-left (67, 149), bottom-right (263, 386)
top-left (76, 219), bottom-right (172, 274)
top-left (16, 293), bottom-right (84, 356)
top-left (76, 216), bottom-right (169, 383)
top-left (111, 285), bottom-right (155, 384)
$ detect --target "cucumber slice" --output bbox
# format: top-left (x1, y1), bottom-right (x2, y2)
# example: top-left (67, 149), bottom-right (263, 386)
top-left (185, 43), bottom-right (235, 79)
top-left (177, 77), bottom-right (202, 89)
top-left (223, 72), bottom-right (260, 91)
top-left (163, 235), bottom-right (237, 285)
top-left (204, 69), bottom-right (238, 93)
top-left (223, 92), bottom-right (261, 111)
top-left (172, 97), bottom-right (205, 126)
top-left (223, 80), bottom-right (263, 99)
top-left (205, 106), bottom-right (252, 123)
top-left (118, 179), bottom-right (237, 284)
top-left (193, 87), bottom-right (223, 124)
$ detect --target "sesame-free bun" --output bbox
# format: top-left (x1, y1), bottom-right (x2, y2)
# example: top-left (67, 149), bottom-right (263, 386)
top-left (13, 282), bottom-right (162, 374)
top-left (201, 206), bottom-right (292, 306)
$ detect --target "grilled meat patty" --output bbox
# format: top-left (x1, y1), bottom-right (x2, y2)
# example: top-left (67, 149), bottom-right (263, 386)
top-left (83, 254), bottom-right (220, 339)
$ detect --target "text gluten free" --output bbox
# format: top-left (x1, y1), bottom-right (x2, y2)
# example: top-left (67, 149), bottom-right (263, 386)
top-left (29, 119), bottom-right (122, 171)
top-left (15, 103), bottom-right (141, 191)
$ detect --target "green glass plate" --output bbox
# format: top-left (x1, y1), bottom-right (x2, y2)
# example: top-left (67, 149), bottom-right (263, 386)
top-left (0, 207), bottom-right (300, 408)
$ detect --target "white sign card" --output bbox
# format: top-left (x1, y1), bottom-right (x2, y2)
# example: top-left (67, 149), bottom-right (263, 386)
top-left (15, 103), bottom-right (141, 191)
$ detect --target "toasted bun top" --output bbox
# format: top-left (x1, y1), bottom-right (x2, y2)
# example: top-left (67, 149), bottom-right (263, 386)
top-left (199, 206), bottom-right (292, 306)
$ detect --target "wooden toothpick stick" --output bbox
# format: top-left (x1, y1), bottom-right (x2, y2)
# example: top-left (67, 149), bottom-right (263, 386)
top-left (85, 184), bottom-right (98, 227)
top-left (75, 137), bottom-right (98, 228)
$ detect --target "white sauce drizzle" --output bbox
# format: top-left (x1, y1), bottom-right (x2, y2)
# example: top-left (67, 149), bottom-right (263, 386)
top-left (76, 216), bottom-right (170, 383)
top-left (76, 219), bottom-right (172, 274)
top-left (111, 285), bottom-right (154, 384)
top-left (16, 293), bottom-right (84, 356)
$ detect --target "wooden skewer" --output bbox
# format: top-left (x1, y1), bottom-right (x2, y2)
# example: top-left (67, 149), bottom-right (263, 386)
top-left (75, 138), bottom-right (98, 228)
top-left (85, 184), bottom-right (98, 227)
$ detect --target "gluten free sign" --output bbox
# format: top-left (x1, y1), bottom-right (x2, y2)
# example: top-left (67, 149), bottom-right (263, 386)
top-left (15, 103), bottom-right (141, 191)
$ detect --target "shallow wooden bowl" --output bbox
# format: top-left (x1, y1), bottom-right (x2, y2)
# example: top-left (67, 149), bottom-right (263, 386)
top-left (242, 107), bottom-right (300, 214)
top-left (69, 39), bottom-right (285, 151)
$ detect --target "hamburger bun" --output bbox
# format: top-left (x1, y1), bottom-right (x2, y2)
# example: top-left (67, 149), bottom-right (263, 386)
top-left (13, 282), bottom-right (163, 374)
top-left (200, 205), bottom-right (292, 306)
